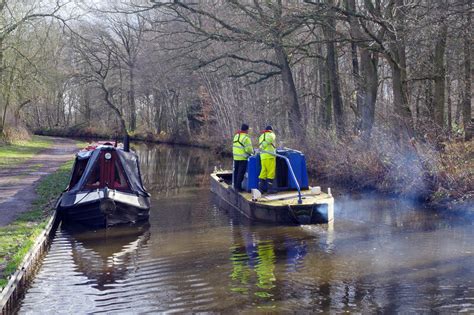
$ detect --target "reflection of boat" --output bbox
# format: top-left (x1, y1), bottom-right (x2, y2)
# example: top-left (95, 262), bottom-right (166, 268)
top-left (211, 149), bottom-right (334, 225)
top-left (63, 222), bottom-right (150, 290)
top-left (56, 142), bottom-right (151, 227)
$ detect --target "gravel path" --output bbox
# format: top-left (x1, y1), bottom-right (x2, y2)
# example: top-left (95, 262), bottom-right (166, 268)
top-left (0, 137), bottom-right (78, 226)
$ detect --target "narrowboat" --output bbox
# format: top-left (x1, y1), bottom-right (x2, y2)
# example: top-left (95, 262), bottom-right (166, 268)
top-left (56, 142), bottom-right (150, 227)
top-left (211, 149), bottom-right (334, 225)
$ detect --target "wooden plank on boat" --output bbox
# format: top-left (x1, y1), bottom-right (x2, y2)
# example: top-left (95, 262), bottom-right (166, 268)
top-left (262, 191), bottom-right (330, 201)
top-left (263, 192), bottom-right (302, 201)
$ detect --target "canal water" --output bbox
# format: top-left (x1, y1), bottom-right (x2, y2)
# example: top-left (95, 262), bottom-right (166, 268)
top-left (19, 144), bottom-right (474, 313)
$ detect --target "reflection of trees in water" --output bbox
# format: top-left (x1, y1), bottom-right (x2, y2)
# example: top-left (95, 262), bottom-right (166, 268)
top-left (63, 223), bottom-right (150, 291)
top-left (133, 143), bottom-right (220, 196)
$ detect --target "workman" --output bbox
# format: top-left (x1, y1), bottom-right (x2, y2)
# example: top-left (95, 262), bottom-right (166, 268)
top-left (232, 123), bottom-right (254, 191)
top-left (258, 125), bottom-right (276, 193)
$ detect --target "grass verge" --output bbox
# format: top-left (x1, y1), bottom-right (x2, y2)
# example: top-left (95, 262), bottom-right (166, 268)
top-left (0, 160), bottom-right (73, 290)
top-left (0, 136), bottom-right (52, 168)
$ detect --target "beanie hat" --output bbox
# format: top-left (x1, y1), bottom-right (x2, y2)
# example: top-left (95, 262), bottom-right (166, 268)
top-left (265, 125), bottom-right (273, 131)
top-left (240, 123), bottom-right (249, 131)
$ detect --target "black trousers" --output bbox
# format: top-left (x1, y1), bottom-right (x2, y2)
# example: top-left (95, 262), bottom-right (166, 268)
top-left (233, 160), bottom-right (248, 191)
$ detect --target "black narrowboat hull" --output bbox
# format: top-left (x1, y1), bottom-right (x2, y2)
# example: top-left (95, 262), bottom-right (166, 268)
top-left (210, 172), bottom-right (333, 225)
top-left (56, 188), bottom-right (150, 227)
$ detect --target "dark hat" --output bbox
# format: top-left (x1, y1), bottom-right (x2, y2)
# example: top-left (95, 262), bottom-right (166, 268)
top-left (240, 123), bottom-right (249, 131)
top-left (265, 125), bottom-right (273, 131)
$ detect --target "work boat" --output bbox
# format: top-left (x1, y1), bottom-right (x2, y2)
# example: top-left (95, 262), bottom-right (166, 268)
top-left (211, 149), bottom-right (334, 225)
top-left (56, 142), bottom-right (150, 227)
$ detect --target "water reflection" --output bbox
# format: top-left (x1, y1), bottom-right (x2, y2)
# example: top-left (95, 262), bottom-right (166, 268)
top-left (134, 143), bottom-right (227, 196)
top-left (63, 223), bottom-right (150, 291)
top-left (226, 219), bottom-right (331, 311)
top-left (229, 238), bottom-right (277, 299)
top-left (229, 229), bottom-right (310, 298)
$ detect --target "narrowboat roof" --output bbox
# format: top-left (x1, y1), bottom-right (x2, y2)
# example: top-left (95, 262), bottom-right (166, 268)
top-left (77, 142), bottom-right (124, 159)
top-left (69, 144), bottom-right (147, 195)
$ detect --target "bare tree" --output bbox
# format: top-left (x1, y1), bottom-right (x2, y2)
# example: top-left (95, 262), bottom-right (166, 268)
top-left (462, 0), bottom-right (472, 140)
top-left (71, 26), bottom-right (128, 137)
top-left (0, 0), bottom-right (72, 135)
top-left (106, 13), bottom-right (146, 131)
top-left (147, 0), bottom-right (307, 136)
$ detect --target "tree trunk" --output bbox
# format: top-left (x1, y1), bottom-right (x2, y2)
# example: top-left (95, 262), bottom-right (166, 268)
top-left (389, 0), bottom-right (414, 140)
top-left (350, 41), bottom-right (362, 131)
top-left (359, 49), bottom-right (378, 139)
top-left (425, 78), bottom-right (433, 119)
top-left (56, 90), bottom-right (63, 127)
top-left (447, 74), bottom-right (452, 132)
top-left (391, 60), bottom-right (414, 139)
top-left (463, 2), bottom-right (472, 141)
top-left (154, 89), bottom-right (163, 133)
top-left (102, 83), bottom-right (127, 138)
top-left (129, 65), bottom-right (137, 131)
top-left (346, 0), bottom-right (378, 139)
top-left (433, 23), bottom-right (448, 128)
top-left (323, 15), bottom-right (345, 136)
top-left (317, 45), bottom-right (331, 129)
top-left (273, 43), bottom-right (302, 137)
top-left (81, 88), bottom-right (91, 127)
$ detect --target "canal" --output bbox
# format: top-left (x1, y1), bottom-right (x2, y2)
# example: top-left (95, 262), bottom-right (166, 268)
top-left (18, 144), bottom-right (474, 313)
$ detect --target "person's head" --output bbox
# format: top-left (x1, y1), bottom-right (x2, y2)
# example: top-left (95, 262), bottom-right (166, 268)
top-left (240, 123), bottom-right (249, 132)
top-left (265, 125), bottom-right (273, 131)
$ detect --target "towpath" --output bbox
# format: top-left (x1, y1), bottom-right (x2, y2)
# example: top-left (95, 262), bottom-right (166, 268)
top-left (0, 137), bottom-right (78, 226)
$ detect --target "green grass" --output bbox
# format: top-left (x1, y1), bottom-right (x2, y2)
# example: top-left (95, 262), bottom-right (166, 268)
top-left (0, 160), bottom-right (73, 290)
top-left (76, 140), bottom-right (89, 149)
top-left (0, 136), bottom-right (52, 168)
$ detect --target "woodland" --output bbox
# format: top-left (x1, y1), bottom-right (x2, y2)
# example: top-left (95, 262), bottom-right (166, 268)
top-left (0, 0), bottom-right (472, 204)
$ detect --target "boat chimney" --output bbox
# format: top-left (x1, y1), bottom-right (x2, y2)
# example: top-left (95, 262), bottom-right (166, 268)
top-left (123, 133), bottom-right (130, 152)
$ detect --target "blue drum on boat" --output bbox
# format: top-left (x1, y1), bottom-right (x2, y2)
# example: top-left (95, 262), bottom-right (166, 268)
top-left (243, 149), bottom-right (309, 192)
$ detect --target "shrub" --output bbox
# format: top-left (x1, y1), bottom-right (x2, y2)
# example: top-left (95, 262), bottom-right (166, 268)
top-left (301, 127), bottom-right (473, 204)
top-left (2, 126), bottom-right (31, 144)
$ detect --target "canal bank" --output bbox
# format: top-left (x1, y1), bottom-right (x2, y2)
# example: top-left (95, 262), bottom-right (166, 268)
top-left (0, 137), bottom-right (79, 300)
top-left (0, 213), bottom-right (60, 314)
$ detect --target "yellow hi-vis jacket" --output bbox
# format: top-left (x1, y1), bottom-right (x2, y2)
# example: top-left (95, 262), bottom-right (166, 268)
top-left (259, 130), bottom-right (276, 160)
top-left (233, 132), bottom-right (253, 161)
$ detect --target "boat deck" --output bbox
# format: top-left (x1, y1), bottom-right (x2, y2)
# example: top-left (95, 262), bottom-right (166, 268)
top-left (240, 189), bottom-right (333, 207)
top-left (211, 172), bottom-right (334, 223)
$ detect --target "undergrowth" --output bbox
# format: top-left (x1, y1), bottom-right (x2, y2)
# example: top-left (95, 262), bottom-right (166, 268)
top-left (302, 127), bottom-right (473, 205)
